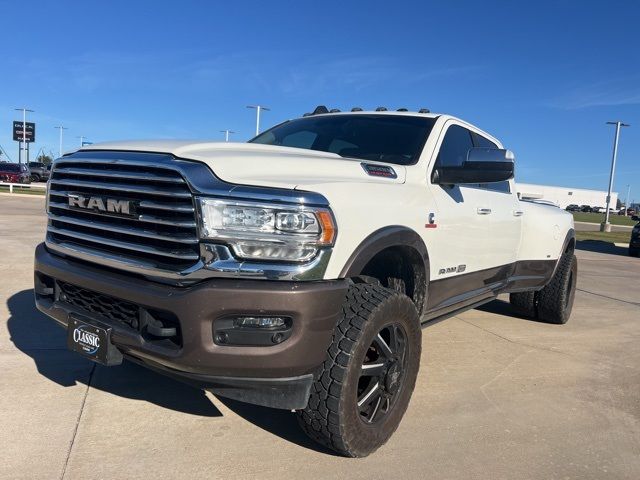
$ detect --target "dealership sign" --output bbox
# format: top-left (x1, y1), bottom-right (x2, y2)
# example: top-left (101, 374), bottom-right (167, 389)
top-left (12, 121), bottom-right (36, 142)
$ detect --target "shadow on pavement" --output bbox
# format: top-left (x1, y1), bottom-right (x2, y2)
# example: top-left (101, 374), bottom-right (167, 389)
top-left (7, 289), bottom-right (221, 417)
top-left (576, 240), bottom-right (629, 256)
top-left (7, 288), bottom-right (339, 453)
top-left (475, 298), bottom-right (547, 323)
top-left (217, 397), bottom-right (339, 456)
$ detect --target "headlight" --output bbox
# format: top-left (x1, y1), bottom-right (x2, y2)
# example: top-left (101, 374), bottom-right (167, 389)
top-left (197, 198), bottom-right (336, 262)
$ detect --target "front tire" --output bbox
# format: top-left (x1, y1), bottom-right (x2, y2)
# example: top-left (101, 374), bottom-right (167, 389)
top-left (297, 283), bottom-right (421, 457)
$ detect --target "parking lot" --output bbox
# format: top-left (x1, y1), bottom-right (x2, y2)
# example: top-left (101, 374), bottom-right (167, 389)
top-left (1, 194), bottom-right (639, 480)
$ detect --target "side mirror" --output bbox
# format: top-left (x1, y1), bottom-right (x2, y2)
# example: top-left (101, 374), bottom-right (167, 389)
top-left (433, 148), bottom-right (515, 185)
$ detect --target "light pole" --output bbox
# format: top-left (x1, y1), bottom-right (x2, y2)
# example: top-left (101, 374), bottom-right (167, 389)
top-left (14, 107), bottom-right (34, 166)
top-left (625, 184), bottom-right (631, 216)
top-left (601, 121), bottom-right (630, 232)
top-left (54, 125), bottom-right (68, 157)
top-left (246, 105), bottom-right (270, 136)
top-left (77, 135), bottom-right (87, 147)
top-left (220, 129), bottom-right (235, 142)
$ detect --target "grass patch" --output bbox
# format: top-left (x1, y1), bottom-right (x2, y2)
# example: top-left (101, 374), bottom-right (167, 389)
top-left (571, 211), bottom-right (636, 226)
top-left (576, 230), bottom-right (631, 244)
top-left (0, 185), bottom-right (46, 195)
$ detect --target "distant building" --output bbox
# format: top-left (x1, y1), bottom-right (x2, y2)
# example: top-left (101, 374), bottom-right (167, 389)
top-left (516, 183), bottom-right (618, 210)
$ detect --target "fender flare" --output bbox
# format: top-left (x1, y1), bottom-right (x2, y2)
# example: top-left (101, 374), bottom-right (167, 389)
top-left (339, 226), bottom-right (430, 313)
top-left (562, 228), bottom-right (576, 254)
top-left (547, 228), bottom-right (576, 284)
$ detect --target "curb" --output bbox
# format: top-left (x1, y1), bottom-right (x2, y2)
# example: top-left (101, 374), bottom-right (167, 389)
top-left (0, 192), bottom-right (46, 199)
top-left (574, 221), bottom-right (633, 230)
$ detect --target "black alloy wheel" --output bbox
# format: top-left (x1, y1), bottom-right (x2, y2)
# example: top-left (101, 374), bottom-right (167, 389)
top-left (297, 283), bottom-right (421, 457)
top-left (357, 323), bottom-right (407, 424)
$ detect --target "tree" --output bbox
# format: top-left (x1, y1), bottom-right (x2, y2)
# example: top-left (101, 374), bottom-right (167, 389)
top-left (36, 153), bottom-right (53, 165)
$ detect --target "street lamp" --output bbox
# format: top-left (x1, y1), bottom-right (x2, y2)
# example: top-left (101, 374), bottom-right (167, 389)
top-left (54, 125), bottom-right (68, 158)
top-left (220, 129), bottom-right (236, 142)
top-left (601, 121), bottom-right (630, 232)
top-left (246, 105), bottom-right (270, 136)
top-left (14, 107), bottom-right (34, 166)
top-left (625, 184), bottom-right (631, 216)
top-left (77, 135), bottom-right (88, 147)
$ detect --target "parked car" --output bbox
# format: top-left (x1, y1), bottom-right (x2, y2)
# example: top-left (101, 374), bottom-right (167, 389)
top-left (0, 163), bottom-right (31, 184)
top-left (619, 207), bottom-right (636, 216)
top-left (28, 162), bottom-right (50, 182)
top-left (591, 206), bottom-right (616, 214)
top-left (565, 204), bottom-right (581, 212)
top-left (35, 107), bottom-right (577, 457)
top-left (580, 205), bottom-right (593, 212)
top-left (630, 216), bottom-right (640, 257)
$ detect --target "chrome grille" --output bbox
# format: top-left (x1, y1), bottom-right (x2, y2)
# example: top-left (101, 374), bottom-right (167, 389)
top-left (47, 155), bottom-right (199, 272)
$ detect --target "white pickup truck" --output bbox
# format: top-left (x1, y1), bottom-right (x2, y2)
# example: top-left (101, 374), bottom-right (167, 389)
top-left (35, 107), bottom-right (577, 457)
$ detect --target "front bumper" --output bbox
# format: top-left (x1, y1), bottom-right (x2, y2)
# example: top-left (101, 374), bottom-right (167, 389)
top-left (34, 243), bottom-right (348, 409)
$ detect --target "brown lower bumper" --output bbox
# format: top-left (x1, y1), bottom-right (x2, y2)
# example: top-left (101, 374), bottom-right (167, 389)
top-left (34, 243), bottom-right (347, 384)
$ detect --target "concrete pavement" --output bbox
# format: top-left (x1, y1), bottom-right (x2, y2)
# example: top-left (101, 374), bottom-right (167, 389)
top-left (1, 195), bottom-right (639, 479)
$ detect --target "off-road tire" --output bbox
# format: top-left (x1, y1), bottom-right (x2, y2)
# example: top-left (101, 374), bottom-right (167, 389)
top-left (509, 291), bottom-right (537, 318)
top-left (536, 253), bottom-right (577, 324)
top-left (297, 283), bottom-right (421, 457)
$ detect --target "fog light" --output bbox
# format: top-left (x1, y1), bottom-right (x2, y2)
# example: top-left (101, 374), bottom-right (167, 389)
top-left (214, 315), bottom-right (293, 346)
top-left (234, 316), bottom-right (288, 329)
top-left (215, 331), bottom-right (228, 344)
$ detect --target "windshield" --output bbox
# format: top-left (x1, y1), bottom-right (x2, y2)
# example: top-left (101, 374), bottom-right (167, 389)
top-left (250, 114), bottom-right (436, 165)
top-left (1, 164), bottom-right (21, 173)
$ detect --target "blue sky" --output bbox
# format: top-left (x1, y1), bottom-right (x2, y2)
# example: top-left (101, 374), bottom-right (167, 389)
top-left (1, 0), bottom-right (639, 202)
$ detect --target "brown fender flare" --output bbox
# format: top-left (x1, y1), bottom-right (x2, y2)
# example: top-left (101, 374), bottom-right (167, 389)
top-left (338, 226), bottom-right (430, 313)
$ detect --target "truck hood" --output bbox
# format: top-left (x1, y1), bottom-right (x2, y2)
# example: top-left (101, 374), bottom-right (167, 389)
top-left (79, 140), bottom-right (406, 189)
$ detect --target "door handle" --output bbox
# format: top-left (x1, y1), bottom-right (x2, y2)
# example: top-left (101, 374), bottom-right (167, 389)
top-left (513, 210), bottom-right (524, 217)
top-left (477, 207), bottom-right (492, 215)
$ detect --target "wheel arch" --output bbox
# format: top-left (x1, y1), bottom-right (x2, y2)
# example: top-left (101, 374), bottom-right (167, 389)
top-left (546, 228), bottom-right (576, 285)
top-left (339, 226), bottom-right (430, 314)
top-left (563, 228), bottom-right (576, 254)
